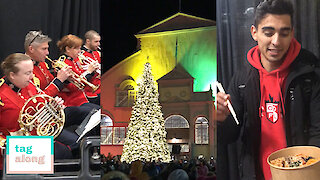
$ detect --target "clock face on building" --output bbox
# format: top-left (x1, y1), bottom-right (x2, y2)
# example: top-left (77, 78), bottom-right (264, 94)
top-left (159, 86), bottom-right (190, 102)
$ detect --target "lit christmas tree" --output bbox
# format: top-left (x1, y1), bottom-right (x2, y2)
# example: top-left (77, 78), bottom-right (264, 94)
top-left (120, 62), bottom-right (171, 163)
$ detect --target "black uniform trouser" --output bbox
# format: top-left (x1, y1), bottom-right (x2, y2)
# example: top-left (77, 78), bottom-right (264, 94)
top-left (55, 129), bottom-right (79, 159)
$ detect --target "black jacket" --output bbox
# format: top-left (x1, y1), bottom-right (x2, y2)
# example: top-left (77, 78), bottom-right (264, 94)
top-left (218, 48), bottom-right (320, 179)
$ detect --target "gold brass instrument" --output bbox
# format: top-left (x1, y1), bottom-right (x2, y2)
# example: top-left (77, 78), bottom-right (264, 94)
top-left (18, 81), bottom-right (65, 139)
top-left (78, 53), bottom-right (101, 75)
top-left (46, 56), bottom-right (99, 92)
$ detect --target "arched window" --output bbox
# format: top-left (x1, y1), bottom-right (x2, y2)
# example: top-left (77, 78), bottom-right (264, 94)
top-left (195, 117), bottom-right (209, 144)
top-left (101, 114), bottom-right (113, 145)
top-left (116, 77), bottom-right (137, 107)
top-left (101, 114), bottom-right (127, 145)
top-left (165, 115), bottom-right (189, 128)
top-left (101, 114), bottom-right (113, 126)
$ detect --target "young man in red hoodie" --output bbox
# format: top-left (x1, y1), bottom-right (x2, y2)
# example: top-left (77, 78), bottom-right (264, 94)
top-left (216, 0), bottom-right (320, 179)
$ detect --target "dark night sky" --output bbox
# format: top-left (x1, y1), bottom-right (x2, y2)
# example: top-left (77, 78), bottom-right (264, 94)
top-left (100, 0), bottom-right (216, 73)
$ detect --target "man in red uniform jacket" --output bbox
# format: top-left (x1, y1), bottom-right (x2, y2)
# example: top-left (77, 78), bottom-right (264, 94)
top-left (24, 30), bottom-right (99, 127)
top-left (79, 30), bottom-right (101, 105)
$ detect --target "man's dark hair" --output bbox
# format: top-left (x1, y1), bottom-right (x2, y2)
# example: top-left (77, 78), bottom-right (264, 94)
top-left (254, 0), bottom-right (294, 27)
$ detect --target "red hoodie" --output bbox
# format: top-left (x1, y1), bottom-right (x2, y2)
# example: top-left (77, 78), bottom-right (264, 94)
top-left (247, 38), bottom-right (301, 180)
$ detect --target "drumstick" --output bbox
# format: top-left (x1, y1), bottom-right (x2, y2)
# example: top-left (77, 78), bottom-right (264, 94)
top-left (216, 81), bottom-right (239, 125)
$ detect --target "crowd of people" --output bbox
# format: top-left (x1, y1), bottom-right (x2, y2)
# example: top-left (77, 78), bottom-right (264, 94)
top-left (101, 154), bottom-right (217, 180)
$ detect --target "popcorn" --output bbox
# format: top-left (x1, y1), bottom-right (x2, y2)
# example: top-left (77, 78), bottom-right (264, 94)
top-left (270, 154), bottom-right (319, 168)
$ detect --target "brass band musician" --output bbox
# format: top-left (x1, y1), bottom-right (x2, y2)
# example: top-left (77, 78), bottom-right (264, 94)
top-left (24, 31), bottom-right (99, 128)
top-left (79, 30), bottom-right (101, 105)
top-left (57, 34), bottom-right (100, 105)
top-left (0, 53), bottom-right (78, 171)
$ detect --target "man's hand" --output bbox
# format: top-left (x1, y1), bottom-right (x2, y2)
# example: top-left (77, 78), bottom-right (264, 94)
top-left (216, 92), bottom-right (231, 122)
top-left (56, 66), bottom-right (72, 82)
top-left (54, 96), bottom-right (66, 109)
top-left (87, 61), bottom-right (99, 74)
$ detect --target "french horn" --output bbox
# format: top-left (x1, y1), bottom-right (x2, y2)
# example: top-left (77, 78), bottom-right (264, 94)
top-left (18, 92), bottom-right (65, 139)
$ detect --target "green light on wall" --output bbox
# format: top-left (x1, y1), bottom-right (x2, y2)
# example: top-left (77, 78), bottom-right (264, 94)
top-left (123, 26), bottom-right (217, 93)
top-left (179, 37), bottom-right (217, 92)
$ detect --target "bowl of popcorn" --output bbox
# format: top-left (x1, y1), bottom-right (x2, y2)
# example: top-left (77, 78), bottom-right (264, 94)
top-left (267, 146), bottom-right (320, 180)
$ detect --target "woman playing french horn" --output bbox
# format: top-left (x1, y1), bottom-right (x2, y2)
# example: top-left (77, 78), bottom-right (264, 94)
top-left (0, 53), bottom-right (79, 171)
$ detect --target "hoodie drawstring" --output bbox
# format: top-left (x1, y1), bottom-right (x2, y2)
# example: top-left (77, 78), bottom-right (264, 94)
top-left (277, 72), bottom-right (286, 117)
top-left (259, 70), bottom-right (265, 118)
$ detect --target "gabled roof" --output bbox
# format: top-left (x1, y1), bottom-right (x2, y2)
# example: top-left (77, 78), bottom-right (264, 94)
top-left (137, 12), bottom-right (216, 35)
top-left (158, 64), bottom-right (194, 81)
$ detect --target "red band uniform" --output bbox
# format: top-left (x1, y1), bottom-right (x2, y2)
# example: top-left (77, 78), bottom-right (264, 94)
top-left (80, 46), bottom-right (101, 97)
top-left (0, 77), bottom-right (77, 170)
top-left (30, 60), bottom-right (88, 107)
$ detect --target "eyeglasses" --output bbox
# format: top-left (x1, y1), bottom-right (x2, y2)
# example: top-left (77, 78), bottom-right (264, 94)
top-left (28, 31), bottom-right (41, 46)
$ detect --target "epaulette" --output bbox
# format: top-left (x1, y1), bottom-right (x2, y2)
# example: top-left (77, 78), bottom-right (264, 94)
top-left (58, 55), bottom-right (67, 62)
top-left (82, 46), bottom-right (92, 53)
top-left (81, 46), bottom-right (87, 52)
top-left (78, 50), bottom-right (86, 64)
top-left (0, 78), bottom-right (4, 87)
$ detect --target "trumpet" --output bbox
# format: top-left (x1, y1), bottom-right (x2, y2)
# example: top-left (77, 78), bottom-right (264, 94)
top-left (78, 53), bottom-right (101, 75)
top-left (46, 56), bottom-right (99, 92)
